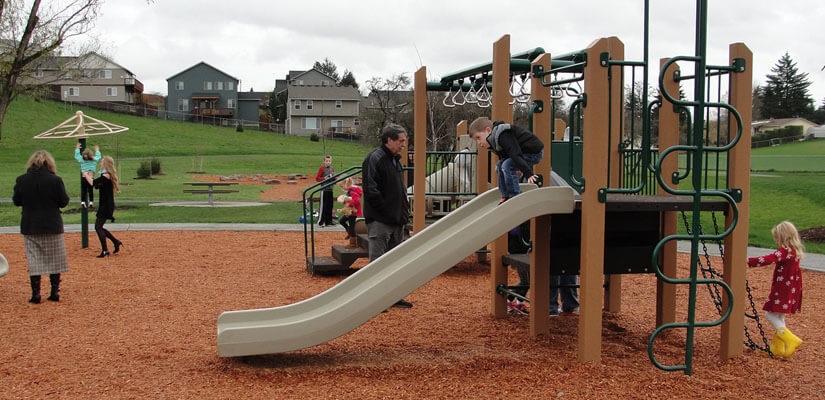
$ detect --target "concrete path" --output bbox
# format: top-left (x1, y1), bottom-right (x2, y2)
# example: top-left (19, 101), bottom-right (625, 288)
top-left (1, 223), bottom-right (822, 273)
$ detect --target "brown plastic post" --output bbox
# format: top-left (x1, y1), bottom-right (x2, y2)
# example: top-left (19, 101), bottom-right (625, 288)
top-left (721, 42), bottom-right (752, 359)
top-left (529, 53), bottom-right (553, 336)
top-left (490, 34), bottom-right (512, 318)
top-left (413, 67), bottom-right (428, 235)
top-left (578, 37), bottom-right (613, 362)
top-left (656, 58), bottom-right (680, 326)
top-left (604, 37), bottom-right (625, 314)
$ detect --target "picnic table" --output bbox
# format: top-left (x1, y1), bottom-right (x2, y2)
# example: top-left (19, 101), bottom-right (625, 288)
top-left (183, 182), bottom-right (239, 205)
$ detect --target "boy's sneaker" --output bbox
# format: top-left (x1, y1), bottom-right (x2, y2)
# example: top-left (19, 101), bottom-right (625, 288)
top-left (498, 197), bottom-right (510, 206)
top-left (80, 201), bottom-right (87, 208)
top-left (88, 202), bottom-right (94, 209)
top-left (549, 310), bottom-right (560, 318)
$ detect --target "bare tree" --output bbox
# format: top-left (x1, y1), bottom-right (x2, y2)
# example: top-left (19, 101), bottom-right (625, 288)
top-left (361, 74), bottom-right (412, 145)
top-left (0, 0), bottom-right (103, 140)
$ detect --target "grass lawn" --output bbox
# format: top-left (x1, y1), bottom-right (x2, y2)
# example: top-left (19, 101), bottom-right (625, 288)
top-left (2, 96), bottom-right (824, 253)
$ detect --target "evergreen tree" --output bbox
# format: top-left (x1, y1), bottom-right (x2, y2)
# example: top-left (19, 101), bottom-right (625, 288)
top-left (758, 52), bottom-right (814, 119)
top-left (811, 98), bottom-right (825, 125)
top-left (312, 58), bottom-right (341, 83)
top-left (339, 70), bottom-right (359, 89)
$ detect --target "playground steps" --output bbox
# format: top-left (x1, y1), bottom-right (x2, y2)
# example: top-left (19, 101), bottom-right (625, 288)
top-left (307, 233), bottom-right (370, 275)
top-left (332, 244), bottom-right (369, 267)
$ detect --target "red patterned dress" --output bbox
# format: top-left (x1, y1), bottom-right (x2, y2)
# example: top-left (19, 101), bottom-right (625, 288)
top-left (748, 247), bottom-right (802, 314)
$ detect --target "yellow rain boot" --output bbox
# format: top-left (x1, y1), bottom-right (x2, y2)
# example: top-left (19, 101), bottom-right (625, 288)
top-left (777, 327), bottom-right (803, 358)
top-left (769, 331), bottom-right (786, 358)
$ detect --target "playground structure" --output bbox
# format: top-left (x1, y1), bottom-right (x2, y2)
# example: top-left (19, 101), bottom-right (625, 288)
top-left (406, 147), bottom-right (476, 217)
top-left (406, 2), bottom-right (751, 375)
top-left (33, 110), bottom-right (129, 249)
top-left (219, 1), bottom-right (753, 375)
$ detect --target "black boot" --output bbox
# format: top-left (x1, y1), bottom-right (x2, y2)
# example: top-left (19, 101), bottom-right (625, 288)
top-left (48, 273), bottom-right (60, 302)
top-left (29, 275), bottom-right (41, 304)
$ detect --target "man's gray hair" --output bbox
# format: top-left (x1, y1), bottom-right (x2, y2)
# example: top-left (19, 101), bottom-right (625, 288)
top-left (381, 124), bottom-right (407, 144)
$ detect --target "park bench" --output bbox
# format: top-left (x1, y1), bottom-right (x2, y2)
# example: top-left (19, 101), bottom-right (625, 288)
top-left (183, 182), bottom-right (239, 205)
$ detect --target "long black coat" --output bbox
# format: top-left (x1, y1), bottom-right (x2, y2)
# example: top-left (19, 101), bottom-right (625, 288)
top-left (93, 175), bottom-right (115, 221)
top-left (12, 166), bottom-right (70, 235)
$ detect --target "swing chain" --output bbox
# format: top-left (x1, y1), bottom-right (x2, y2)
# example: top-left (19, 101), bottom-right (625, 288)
top-left (679, 211), bottom-right (773, 356)
top-left (710, 212), bottom-right (773, 357)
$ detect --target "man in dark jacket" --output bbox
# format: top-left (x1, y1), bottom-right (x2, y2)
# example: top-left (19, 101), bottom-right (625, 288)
top-left (468, 117), bottom-right (544, 204)
top-left (361, 124), bottom-right (413, 308)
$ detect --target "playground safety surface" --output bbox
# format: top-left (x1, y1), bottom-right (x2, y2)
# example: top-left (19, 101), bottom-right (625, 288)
top-left (1, 229), bottom-right (824, 399)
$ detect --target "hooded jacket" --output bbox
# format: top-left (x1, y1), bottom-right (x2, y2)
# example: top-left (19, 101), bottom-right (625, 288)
top-left (486, 121), bottom-right (544, 177)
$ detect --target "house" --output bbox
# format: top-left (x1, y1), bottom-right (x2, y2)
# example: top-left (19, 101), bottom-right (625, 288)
top-left (27, 52), bottom-right (144, 106)
top-left (751, 117), bottom-right (818, 136)
top-left (281, 69), bottom-right (360, 136)
top-left (808, 125), bottom-right (825, 139)
top-left (165, 62), bottom-right (239, 124)
top-left (237, 89), bottom-right (270, 127)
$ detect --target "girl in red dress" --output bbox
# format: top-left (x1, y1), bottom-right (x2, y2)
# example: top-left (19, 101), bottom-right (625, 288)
top-left (748, 220), bottom-right (805, 358)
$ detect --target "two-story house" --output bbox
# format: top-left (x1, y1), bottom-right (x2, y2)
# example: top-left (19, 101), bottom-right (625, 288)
top-left (281, 69), bottom-right (360, 136)
top-left (28, 52), bottom-right (143, 107)
top-left (165, 62), bottom-right (239, 123)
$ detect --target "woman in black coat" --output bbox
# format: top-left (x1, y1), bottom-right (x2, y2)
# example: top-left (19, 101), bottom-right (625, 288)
top-left (92, 156), bottom-right (122, 258)
top-left (12, 150), bottom-right (70, 303)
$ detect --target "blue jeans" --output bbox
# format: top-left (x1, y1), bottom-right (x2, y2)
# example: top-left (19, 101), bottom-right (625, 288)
top-left (550, 275), bottom-right (579, 314)
top-left (496, 151), bottom-right (543, 198)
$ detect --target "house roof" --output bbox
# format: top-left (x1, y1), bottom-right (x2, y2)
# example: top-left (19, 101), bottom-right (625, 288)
top-left (288, 85), bottom-right (360, 101)
top-left (166, 61), bottom-right (239, 81)
top-left (752, 117), bottom-right (816, 128)
top-left (238, 91), bottom-right (268, 101)
top-left (289, 68), bottom-right (337, 82)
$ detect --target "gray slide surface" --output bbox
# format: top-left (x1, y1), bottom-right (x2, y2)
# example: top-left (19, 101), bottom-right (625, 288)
top-left (217, 186), bottom-right (576, 357)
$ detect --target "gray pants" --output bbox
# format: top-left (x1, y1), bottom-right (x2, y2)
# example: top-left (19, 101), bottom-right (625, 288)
top-left (367, 220), bottom-right (405, 262)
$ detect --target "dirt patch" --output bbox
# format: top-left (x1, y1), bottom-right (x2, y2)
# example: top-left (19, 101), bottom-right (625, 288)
top-left (0, 231), bottom-right (824, 399)
top-left (800, 226), bottom-right (825, 243)
top-left (190, 174), bottom-right (314, 201)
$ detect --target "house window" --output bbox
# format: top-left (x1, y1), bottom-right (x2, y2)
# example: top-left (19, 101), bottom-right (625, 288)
top-left (294, 100), bottom-right (301, 110)
top-left (335, 100), bottom-right (342, 109)
top-left (226, 81), bottom-right (234, 90)
top-left (296, 80), bottom-right (304, 86)
top-left (227, 99), bottom-right (236, 108)
top-left (204, 81), bottom-right (213, 90)
top-left (321, 80), bottom-right (329, 87)
top-left (306, 100), bottom-right (313, 110)
top-left (353, 118), bottom-right (360, 126)
top-left (303, 118), bottom-right (318, 130)
top-left (216, 81), bottom-right (224, 90)
top-left (175, 81), bottom-right (184, 90)
top-left (34, 70), bottom-right (44, 78)
top-left (177, 98), bottom-right (189, 112)
top-left (98, 70), bottom-right (112, 79)
top-left (67, 87), bottom-right (80, 97)
top-left (106, 87), bottom-right (118, 97)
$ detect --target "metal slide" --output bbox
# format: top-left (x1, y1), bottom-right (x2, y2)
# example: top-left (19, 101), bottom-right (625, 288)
top-left (217, 185), bottom-right (576, 357)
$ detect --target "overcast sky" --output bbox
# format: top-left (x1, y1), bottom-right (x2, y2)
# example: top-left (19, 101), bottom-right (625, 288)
top-left (80, 0), bottom-right (825, 104)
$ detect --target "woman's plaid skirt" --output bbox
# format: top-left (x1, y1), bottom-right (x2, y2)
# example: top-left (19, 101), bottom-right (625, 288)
top-left (23, 234), bottom-right (69, 276)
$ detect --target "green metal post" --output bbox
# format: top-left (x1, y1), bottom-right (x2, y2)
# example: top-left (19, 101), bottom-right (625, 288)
top-left (78, 138), bottom-right (89, 248)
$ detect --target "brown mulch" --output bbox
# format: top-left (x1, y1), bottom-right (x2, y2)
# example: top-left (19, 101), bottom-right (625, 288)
top-left (1, 229), bottom-right (824, 399)
top-left (800, 226), bottom-right (825, 243)
top-left (190, 174), bottom-right (314, 201)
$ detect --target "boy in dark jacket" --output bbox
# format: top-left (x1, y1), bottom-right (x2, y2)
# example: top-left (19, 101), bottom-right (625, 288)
top-left (468, 117), bottom-right (544, 204)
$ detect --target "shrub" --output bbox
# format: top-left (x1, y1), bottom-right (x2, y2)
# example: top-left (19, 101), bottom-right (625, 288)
top-left (150, 158), bottom-right (162, 175)
top-left (236, 123), bottom-right (244, 132)
top-left (309, 133), bottom-right (320, 142)
top-left (136, 161), bottom-right (151, 179)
